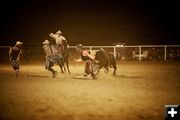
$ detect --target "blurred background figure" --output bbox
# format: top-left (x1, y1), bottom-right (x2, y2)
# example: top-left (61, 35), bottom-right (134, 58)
top-left (9, 41), bottom-right (28, 76)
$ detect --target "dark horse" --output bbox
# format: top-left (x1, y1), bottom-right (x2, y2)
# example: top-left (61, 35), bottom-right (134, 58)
top-left (95, 49), bottom-right (117, 75)
top-left (57, 40), bottom-right (71, 73)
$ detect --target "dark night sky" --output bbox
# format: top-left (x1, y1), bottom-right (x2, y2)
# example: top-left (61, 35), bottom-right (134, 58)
top-left (0, 0), bottom-right (179, 46)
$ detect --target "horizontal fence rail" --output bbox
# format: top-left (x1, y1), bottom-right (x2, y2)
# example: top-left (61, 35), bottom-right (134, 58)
top-left (1, 45), bottom-right (180, 62)
top-left (68, 45), bottom-right (180, 61)
top-left (0, 46), bottom-right (11, 48)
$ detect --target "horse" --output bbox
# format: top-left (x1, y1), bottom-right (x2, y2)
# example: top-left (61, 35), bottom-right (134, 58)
top-left (57, 40), bottom-right (71, 73)
top-left (94, 49), bottom-right (117, 75)
top-left (49, 32), bottom-right (70, 73)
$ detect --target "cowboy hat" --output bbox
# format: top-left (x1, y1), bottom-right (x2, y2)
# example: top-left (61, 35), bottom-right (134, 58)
top-left (76, 44), bottom-right (83, 52)
top-left (56, 30), bottom-right (62, 34)
top-left (16, 41), bottom-right (23, 45)
top-left (42, 40), bottom-right (50, 45)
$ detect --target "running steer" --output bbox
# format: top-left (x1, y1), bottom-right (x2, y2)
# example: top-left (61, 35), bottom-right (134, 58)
top-left (94, 49), bottom-right (117, 75)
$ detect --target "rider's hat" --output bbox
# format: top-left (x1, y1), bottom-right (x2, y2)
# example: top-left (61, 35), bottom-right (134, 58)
top-left (56, 30), bottom-right (62, 34)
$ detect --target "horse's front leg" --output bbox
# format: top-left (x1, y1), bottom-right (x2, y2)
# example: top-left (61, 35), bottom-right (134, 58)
top-left (63, 64), bottom-right (67, 72)
top-left (58, 61), bottom-right (64, 73)
top-left (65, 60), bottom-right (71, 74)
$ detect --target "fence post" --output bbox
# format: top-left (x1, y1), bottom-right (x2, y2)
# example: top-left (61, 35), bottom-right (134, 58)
top-left (89, 46), bottom-right (92, 53)
top-left (139, 46), bottom-right (141, 61)
top-left (113, 46), bottom-right (116, 59)
top-left (164, 45), bottom-right (167, 61)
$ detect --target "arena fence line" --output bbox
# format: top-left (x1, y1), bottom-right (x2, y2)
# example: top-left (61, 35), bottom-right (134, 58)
top-left (1, 45), bottom-right (180, 62)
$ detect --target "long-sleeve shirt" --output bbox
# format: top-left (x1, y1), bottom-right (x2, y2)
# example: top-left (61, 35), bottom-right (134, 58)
top-left (9, 46), bottom-right (24, 61)
top-left (81, 50), bottom-right (95, 61)
top-left (50, 34), bottom-right (66, 45)
top-left (43, 44), bottom-right (59, 59)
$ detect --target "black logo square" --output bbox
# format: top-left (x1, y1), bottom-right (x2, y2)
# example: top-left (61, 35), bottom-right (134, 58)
top-left (165, 105), bottom-right (180, 120)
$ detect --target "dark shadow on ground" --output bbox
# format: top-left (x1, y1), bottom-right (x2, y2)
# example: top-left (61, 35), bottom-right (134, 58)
top-left (113, 75), bottom-right (145, 79)
top-left (26, 75), bottom-right (49, 78)
top-left (72, 76), bottom-right (92, 80)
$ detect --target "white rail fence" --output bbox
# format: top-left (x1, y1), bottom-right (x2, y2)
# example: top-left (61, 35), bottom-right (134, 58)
top-left (68, 45), bottom-right (180, 61)
top-left (1, 45), bottom-right (180, 61)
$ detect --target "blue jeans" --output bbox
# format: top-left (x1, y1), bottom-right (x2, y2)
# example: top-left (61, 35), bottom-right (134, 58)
top-left (10, 58), bottom-right (19, 70)
top-left (45, 54), bottom-right (63, 68)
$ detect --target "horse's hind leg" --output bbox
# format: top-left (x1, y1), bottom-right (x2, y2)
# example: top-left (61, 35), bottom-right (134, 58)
top-left (63, 64), bottom-right (67, 72)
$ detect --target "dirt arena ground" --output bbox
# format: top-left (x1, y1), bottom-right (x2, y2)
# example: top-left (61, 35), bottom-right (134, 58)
top-left (0, 61), bottom-right (180, 120)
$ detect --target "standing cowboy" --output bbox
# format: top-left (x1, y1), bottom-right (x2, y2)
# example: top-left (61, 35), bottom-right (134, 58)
top-left (42, 40), bottom-right (63, 78)
top-left (9, 41), bottom-right (28, 76)
top-left (76, 44), bottom-right (96, 79)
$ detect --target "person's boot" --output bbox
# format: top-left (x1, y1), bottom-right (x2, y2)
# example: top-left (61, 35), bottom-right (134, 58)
top-left (91, 74), bottom-right (96, 79)
top-left (15, 69), bottom-right (19, 77)
top-left (48, 67), bottom-right (57, 78)
top-left (83, 73), bottom-right (88, 77)
top-left (52, 71), bottom-right (57, 78)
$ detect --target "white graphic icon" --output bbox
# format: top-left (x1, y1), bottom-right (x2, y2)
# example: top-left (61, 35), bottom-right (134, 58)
top-left (168, 108), bottom-right (177, 117)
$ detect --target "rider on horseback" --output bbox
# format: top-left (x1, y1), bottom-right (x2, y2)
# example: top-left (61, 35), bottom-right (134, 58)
top-left (49, 30), bottom-right (66, 55)
top-left (49, 30), bottom-right (71, 73)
